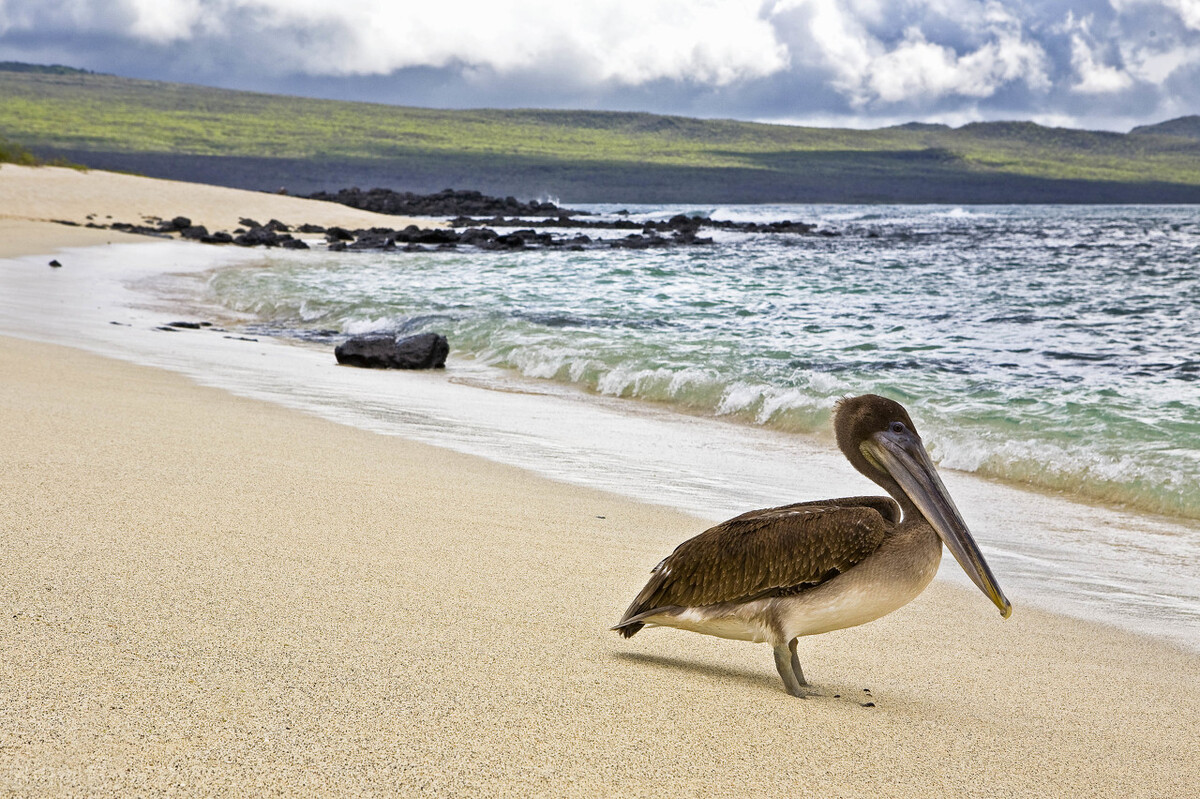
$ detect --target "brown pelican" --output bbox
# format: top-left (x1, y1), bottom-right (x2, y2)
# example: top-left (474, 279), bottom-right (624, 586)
top-left (613, 394), bottom-right (1011, 697)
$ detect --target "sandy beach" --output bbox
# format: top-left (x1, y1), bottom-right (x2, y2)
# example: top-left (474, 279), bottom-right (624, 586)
top-left (2, 165), bottom-right (1199, 796)
top-left (0, 163), bottom-right (433, 259)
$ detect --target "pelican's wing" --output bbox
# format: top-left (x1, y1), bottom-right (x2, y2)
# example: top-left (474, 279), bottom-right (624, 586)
top-left (615, 496), bottom-right (896, 634)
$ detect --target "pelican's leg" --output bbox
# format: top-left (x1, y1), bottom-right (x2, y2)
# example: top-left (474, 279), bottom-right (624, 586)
top-left (789, 638), bottom-right (808, 687)
top-left (773, 643), bottom-right (807, 698)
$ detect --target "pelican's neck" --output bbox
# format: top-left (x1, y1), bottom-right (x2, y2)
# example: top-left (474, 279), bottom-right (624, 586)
top-left (860, 466), bottom-right (924, 526)
top-left (841, 438), bottom-right (919, 522)
top-left (887, 486), bottom-right (920, 525)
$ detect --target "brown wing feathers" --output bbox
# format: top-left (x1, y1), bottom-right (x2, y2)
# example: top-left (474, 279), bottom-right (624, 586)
top-left (614, 496), bottom-right (896, 636)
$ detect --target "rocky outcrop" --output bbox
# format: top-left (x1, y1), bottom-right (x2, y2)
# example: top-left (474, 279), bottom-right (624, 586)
top-left (334, 332), bottom-right (449, 370)
top-left (307, 187), bottom-right (583, 218)
top-left (68, 200), bottom-right (827, 252)
top-left (448, 213), bottom-right (818, 235)
top-left (231, 226), bottom-right (308, 249)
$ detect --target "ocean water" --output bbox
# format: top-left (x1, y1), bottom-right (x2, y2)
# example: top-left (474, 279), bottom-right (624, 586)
top-left (206, 204), bottom-right (1200, 521)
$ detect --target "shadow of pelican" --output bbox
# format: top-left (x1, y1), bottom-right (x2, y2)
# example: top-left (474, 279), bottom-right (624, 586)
top-left (611, 650), bottom-right (781, 692)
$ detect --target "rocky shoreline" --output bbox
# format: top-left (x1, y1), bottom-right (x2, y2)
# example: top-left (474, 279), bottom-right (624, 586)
top-left (60, 187), bottom-right (835, 252)
top-left (305, 187), bottom-right (585, 218)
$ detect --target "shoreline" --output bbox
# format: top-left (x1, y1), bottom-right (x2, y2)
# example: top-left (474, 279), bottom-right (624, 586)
top-left (2, 167), bottom-right (1199, 794)
top-left (3, 234), bottom-right (1197, 652)
top-left (2, 214), bottom-right (1198, 652)
top-left (3, 332), bottom-right (1199, 796)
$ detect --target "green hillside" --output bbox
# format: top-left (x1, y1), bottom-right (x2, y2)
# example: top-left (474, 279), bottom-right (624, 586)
top-left (2, 67), bottom-right (1199, 202)
top-left (1130, 115), bottom-right (1200, 140)
top-left (0, 135), bottom-right (39, 165)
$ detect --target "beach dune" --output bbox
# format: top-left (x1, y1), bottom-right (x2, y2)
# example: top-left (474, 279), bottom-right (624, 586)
top-left (1, 165), bottom-right (1198, 796)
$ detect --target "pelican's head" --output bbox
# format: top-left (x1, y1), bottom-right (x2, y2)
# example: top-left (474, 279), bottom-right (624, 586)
top-left (834, 394), bottom-right (1012, 619)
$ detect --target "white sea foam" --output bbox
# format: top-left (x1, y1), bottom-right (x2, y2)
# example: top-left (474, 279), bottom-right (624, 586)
top-left (716, 381), bottom-right (763, 416)
top-left (757, 387), bottom-right (825, 427)
top-left (343, 316), bottom-right (396, 335)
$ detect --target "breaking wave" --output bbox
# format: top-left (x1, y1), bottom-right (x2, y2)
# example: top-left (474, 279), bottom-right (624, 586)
top-left (206, 203), bottom-right (1200, 520)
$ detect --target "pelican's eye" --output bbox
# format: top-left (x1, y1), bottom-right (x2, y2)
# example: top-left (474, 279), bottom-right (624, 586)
top-left (889, 421), bottom-right (907, 434)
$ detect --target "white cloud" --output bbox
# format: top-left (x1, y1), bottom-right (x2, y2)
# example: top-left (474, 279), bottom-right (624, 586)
top-left (1, 0), bottom-right (789, 86)
top-left (1110, 0), bottom-right (1200, 29)
top-left (788, 0), bottom-right (877, 96)
top-left (867, 26), bottom-right (1047, 102)
top-left (1070, 35), bottom-right (1134, 93)
top-left (1123, 41), bottom-right (1200, 83)
top-left (124, 0), bottom-right (204, 41)
top-left (1062, 14), bottom-right (1137, 94)
top-left (1101, 0), bottom-right (1200, 88)
top-left (1152, 0), bottom-right (1200, 30)
top-left (776, 0), bottom-right (1048, 106)
top-left (868, 32), bottom-right (972, 102)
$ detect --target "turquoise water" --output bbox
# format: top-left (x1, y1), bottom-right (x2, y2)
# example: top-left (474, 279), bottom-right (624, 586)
top-left (206, 204), bottom-right (1200, 520)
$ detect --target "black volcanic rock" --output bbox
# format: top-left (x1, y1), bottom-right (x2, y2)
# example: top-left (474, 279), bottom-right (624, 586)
top-left (110, 222), bottom-right (170, 237)
top-left (234, 226), bottom-right (281, 246)
top-left (180, 224), bottom-right (209, 239)
top-left (394, 225), bottom-right (460, 244)
top-left (307, 187), bottom-right (584, 218)
top-left (457, 227), bottom-right (498, 246)
top-left (611, 233), bottom-right (670, 249)
top-left (335, 332), bottom-right (449, 370)
top-left (89, 204), bottom-right (821, 253)
top-left (346, 232), bottom-right (395, 250)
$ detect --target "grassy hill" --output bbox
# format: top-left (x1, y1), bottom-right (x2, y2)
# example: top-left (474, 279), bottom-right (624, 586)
top-left (0, 135), bottom-right (39, 165)
top-left (3, 66), bottom-right (1200, 202)
top-left (1131, 115), bottom-right (1200, 141)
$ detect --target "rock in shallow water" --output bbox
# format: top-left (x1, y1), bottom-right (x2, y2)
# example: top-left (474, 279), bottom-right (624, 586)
top-left (334, 332), bottom-right (449, 370)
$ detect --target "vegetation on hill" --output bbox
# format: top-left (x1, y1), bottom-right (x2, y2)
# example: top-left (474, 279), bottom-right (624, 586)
top-left (1, 67), bottom-right (1198, 201)
top-left (0, 131), bottom-right (80, 169)
top-left (1130, 115), bottom-right (1200, 141)
top-left (0, 62), bottom-right (94, 76)
top-left (0, 135), bottom-right (40, 165)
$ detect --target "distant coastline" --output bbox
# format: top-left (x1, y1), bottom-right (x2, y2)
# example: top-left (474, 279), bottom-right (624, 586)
top-left (28, 147), bottom-right (1200, 204)
top-left (3, 65), bottom-right (1200, 204)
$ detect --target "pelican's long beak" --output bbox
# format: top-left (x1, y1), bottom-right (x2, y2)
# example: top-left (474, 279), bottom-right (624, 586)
top-left (863, 429), bottom-right (1012, 619)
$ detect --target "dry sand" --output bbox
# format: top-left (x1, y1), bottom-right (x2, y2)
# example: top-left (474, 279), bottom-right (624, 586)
top-left (2, 166), bottom-right (1199, 796)
top-left (0, 163), bottom-right (433, 258)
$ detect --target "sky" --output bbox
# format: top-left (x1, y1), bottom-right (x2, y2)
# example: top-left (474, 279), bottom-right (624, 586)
top-left (1, 0), bottom-right (1198, 131)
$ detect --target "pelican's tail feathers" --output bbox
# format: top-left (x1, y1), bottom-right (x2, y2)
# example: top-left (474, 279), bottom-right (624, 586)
top-left (610, 620), bottom-right (644, 638)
